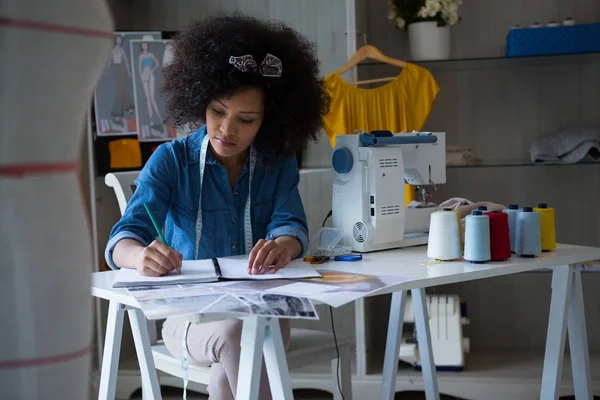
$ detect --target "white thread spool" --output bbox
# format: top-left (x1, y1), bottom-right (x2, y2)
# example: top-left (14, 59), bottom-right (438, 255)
top-left (427, 210), bottom-right (461, 261)
top-left (502, 204), bottom-right (519, 253)
top-left (515, 207), bottom-right (542, 257)
top-left (464, 210), bottom-right (491, 263)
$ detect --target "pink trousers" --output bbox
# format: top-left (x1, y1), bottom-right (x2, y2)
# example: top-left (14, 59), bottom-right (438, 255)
top-left (162, 316), bottom-right (291, 400)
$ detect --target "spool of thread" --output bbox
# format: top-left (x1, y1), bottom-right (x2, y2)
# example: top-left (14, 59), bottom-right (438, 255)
top-left (427, 210), bottom-right (461, 261)
top-left (484, 211), bottom-right (512, 261)
top-left (533, 202), bottom-right (556, 251)
top-left (477, 206), bottom-right (488, 211)
top-left (515, 207), bottom-right (542, 257)
top-left (443, 207), bottom-right (464, 250)
top-left (502, 204), bottom-right (519, 253)
top-left (464, 210), bottom-right (491, 264)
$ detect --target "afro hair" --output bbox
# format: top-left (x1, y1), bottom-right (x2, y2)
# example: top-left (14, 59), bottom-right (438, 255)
top-left (162, 13), bottom-right (331, 158)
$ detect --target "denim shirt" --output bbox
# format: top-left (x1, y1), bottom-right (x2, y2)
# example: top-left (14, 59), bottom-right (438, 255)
top-left (104, 126), bottom-right (309, 269)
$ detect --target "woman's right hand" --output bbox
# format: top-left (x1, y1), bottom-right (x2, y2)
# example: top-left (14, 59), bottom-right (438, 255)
top-left (134, 240), bottom-right (183, 277)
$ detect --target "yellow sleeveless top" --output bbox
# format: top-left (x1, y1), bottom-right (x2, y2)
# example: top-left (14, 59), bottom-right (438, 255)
top-left (322, 63), bottom-right (440, 205)
top-left (322, 63), bottom-right (439, 148)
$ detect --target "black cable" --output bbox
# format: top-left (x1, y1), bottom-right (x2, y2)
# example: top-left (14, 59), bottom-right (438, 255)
top-left (322, 209), bottom-right (344, 399)
top-left (321, 209), bottom-right (332, 228)
top-left (329, 305), bottom-right (345, 400)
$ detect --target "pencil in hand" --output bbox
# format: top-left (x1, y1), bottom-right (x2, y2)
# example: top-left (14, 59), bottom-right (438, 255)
top-left (143, 202), bottom-right (181, 274)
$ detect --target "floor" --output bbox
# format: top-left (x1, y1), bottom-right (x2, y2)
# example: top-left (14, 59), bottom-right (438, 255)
top-left (131, 387), bottom-right (468, 399)
top-left (130, 387), bottom-right (600, 400)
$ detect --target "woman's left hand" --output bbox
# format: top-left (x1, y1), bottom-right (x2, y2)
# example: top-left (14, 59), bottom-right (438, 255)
top-left (248, 238), bottom-right (299, 275)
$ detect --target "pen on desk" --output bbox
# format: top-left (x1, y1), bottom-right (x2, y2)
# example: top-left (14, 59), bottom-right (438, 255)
top-left (143, 202), bottom-right (180, 274)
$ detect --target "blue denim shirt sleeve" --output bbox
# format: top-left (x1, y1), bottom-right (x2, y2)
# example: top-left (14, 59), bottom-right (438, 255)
top-left (104, 143), bottom-right (176, 270)
top-left (264, 155), bottom-right (309, 256)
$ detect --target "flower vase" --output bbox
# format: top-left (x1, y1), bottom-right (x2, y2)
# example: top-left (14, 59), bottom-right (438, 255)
top-left (408, 21), bottom-right (451, 61)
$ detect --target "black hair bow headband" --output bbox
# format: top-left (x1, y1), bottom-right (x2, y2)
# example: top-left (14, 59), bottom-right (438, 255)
top-left (228, 53), bottom-right (282, 77)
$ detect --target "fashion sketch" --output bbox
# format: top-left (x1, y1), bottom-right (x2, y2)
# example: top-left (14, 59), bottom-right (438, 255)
top-left (106, 36), bottom-right (134, 118)
top-left (138, 42), bottom-right (162, 126)
top-left (93, 32), bottom-right (161, 136)
top-left (130, 39), bottom-right (177, 142)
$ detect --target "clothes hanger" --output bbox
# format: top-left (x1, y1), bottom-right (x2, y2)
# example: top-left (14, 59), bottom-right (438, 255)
top-left (334, 44), bottom-right (407, 86)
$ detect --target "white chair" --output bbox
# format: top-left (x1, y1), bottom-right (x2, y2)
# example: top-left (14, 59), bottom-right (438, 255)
top-left (104, 171), bottom-right (353, 399)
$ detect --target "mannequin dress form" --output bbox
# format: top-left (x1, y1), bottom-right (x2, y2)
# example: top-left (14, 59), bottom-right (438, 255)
top-left (0, 1), bottom-right (113, 398)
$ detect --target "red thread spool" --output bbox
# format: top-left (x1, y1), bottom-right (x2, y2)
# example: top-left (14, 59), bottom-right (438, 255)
top-left (484, 211), bottom-right (511, 261)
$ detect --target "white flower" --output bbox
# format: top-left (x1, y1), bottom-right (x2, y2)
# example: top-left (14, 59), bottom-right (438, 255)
top-left (387, 8), bottom-right (396, 20)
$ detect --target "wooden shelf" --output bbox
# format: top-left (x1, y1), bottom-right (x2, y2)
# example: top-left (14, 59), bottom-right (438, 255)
top-left (448, 161), bottom-right (600, 169)
top-left (357, 51), bottom-right (600, 71)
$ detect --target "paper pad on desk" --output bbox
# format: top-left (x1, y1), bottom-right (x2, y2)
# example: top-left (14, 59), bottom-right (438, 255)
top-left (112, 257), bottom-right (321, 288)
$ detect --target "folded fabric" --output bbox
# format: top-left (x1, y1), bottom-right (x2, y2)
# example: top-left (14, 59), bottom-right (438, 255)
top-left (439, 198), bottom-right (507, 218)
top-left (530, 125), bottom-right (600, 164)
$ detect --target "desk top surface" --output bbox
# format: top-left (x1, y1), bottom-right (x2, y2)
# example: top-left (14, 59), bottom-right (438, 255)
top-left (92, 243), bottom-right (600, 305)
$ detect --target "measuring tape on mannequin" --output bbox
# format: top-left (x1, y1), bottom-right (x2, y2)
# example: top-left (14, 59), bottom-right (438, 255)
top-left (181, 134), bottom-right (256, 398)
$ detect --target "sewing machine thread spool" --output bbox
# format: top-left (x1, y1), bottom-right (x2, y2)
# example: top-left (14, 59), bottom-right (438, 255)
top-left (444, 207), bottom-right (464, 250)
top-left (464, 211), bottom-right (491, 264)
top-left (533, 203), bottom-right (556, 251)
top-left (484, 211), bottom-right (511, 261)
top-left (502, 204), bottom-right (519, 253)
top-left (427, 210), bottom-right (461, 261)
top-left (515, 207), bottom-right (542, 257)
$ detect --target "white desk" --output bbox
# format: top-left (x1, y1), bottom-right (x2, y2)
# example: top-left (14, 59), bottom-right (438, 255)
top-left (323, 243), bottom-right (600, 400)
top-left (92, 273), bottom-right (295, 400)
top-left (92, 243), bottom-right (600, 400)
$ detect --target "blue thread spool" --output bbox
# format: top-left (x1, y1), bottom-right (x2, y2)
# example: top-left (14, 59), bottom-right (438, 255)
top-left (464, 210), bottom-right (491, 264)
top-left (515, 207), bottom-right (542, 258)
top-left (502, 204), bottom-right (519, 253)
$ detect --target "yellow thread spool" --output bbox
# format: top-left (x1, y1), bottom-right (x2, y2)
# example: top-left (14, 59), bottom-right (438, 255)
top-left (404, 184), bottom-right (415, 206)
top-left (534, 203), bottom-right (556, 251)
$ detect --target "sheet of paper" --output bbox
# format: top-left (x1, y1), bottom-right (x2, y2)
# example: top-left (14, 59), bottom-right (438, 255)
top-left (112, 258), bottom-right (216, 288)
top-left (217, 257), bottom-right (322, 280)
top-left (128, 282), bottom-right (319, 320)
top-left (265, 282), bottom-right (339, 296)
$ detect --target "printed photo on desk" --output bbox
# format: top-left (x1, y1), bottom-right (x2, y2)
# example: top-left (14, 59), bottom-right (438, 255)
top-left (131, 292), bottom-right (227, 320)
top-left (130, 39), bottom-right (184, 142)
top-left (127, 282), bottom-right (318, 320)
top-left (94, 32), bottom-right (161, 136)
top-left (202, 293), bottom-right (319, 320)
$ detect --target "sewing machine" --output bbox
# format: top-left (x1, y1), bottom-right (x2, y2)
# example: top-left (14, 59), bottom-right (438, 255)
top-left (331, 131), bottom-right (446, 252)
top-left (398, 294), bottom-right (470, 370)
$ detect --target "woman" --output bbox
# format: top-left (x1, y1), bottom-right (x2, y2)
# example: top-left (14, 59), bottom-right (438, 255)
top-left (138, 42), bottom-right (162, 126)
top-left (105, 13), bottom-right (330, 399)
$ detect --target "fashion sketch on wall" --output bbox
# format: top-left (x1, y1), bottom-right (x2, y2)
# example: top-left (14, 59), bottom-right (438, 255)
top-left (130, 39), bottom-right (178, 142)
top-left (94, 32), bottom-right (161, 136)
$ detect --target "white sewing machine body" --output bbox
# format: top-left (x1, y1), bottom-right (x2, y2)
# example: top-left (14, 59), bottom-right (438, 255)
top-left (331, 131), bottom-right (446, 252)
top-left (399, 294), bottom-right (470, 370)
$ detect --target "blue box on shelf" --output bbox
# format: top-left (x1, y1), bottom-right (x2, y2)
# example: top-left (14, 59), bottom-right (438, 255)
top-left (506, 23), bottom-right (600, 57)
